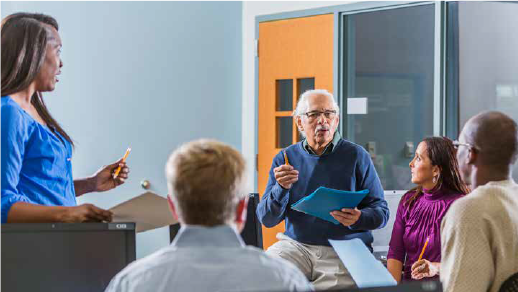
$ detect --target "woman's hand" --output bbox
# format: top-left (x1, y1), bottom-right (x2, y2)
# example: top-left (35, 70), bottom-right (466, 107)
top-left (411, 259), bottom-right (440, 280)
top-left (91, 158), bottom-right (130, 192)
top-left (59, 204), bottom-right (113, 222)
top-left (6, 202), bottom-right (113, 223)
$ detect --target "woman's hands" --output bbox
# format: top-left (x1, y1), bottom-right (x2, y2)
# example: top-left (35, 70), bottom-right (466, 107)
top-left (61, 158), bottom-right (129, 222)
top-left (75, 158), bottom-right (130, 196)
top-left (69, 158), bottom-right (129, 222)
top-left (59, 204), bottom-right (113, 222)
top-left (7, 202), bottom-right (112, 223)
top-left (90, 158), bottom-right (130, 192)
top-left (411, 259), bottom-right (440, 280)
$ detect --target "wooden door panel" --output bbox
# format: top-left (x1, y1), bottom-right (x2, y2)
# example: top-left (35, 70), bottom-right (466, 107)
top-left (258, 14), bottom-right (334, 249)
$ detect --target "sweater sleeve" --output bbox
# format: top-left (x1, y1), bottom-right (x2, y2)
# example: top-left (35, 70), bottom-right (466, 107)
top-left (256, 152), bottom-right (291, 228)
top-left (349, 147), bottom-right (389, 231)
top-left (387, 194), bottom-right (408, 262)
top-left (1, 103), bottom-right (34, 223)
top-left (440, 198), bottom-right (493, 292)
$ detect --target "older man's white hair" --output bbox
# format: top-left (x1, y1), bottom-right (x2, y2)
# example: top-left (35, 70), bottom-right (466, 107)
top-left (292, 89), bottom-right (340, 138)
top-left (293, 89), bottom-right (340, 117)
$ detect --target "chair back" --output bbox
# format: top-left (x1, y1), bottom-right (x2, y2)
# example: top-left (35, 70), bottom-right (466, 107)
top-left (169, 193), bottom-right (263, 249)
top-left (240, 193), bottom-right (263, 248)
top-left (500, 272), bottom-right (518, 292)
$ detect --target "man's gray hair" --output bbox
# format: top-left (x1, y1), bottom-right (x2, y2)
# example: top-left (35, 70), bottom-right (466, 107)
top-left (293, 89), bottom-right (340, 138)
top-left (293, 89), bottom-right (339, 117)
top-left (165, 139), bottom-right (247, 226)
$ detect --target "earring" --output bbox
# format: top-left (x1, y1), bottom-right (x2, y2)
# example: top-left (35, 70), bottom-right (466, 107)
top-left (432, 176), bottom-right (437, 184)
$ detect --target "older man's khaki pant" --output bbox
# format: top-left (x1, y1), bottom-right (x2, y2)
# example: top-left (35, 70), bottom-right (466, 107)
top-left (266, 233), bottom-right (356, 291)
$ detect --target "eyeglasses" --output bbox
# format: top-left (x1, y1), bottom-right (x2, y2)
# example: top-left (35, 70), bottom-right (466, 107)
top-left (452, 140), bottom-right (477, 151)
top-left (301, 110), bottom-right (337, 122)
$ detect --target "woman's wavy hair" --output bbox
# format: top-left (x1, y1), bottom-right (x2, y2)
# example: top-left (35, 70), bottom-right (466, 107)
top-left (1, 12), bottom-right (73, 146)
top-left (405, 136), bottom-right (470, 209)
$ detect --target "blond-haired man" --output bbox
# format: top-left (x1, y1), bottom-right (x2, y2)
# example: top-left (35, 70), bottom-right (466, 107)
top-left (106, 139), bottom-right (312, 292)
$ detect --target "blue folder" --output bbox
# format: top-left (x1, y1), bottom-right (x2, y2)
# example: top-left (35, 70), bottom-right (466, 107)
top-left (291, 187), bottom-right (369, 224)
top-left (329, 238), bottom-right (397, 288)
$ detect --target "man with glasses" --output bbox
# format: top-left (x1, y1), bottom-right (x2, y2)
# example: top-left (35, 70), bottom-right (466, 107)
top-left (441, 111), bottom-right (518, 292)
top-left (257, 89), bottom-right (389, 290)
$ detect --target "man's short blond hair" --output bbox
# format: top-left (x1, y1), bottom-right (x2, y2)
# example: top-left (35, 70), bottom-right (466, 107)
top-left (165, 139), bottom-right (247, 226)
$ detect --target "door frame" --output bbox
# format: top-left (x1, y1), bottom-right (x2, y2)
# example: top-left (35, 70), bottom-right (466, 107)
top-left (255, 1), bottom-right (451, 193)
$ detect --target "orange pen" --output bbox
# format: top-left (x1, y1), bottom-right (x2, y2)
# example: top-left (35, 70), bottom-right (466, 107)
top-left (418, 236), bottom-right (430, 261)
top-left (283, 150), bottom-right (290, 166)
top-left (113, 147), bottom-right (131, 179)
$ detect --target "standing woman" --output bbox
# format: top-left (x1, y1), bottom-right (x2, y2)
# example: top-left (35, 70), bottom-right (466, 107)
top-left (1, 13), bottom-right (129, 223)
top-left (387, 137), bottom-right (469, 282)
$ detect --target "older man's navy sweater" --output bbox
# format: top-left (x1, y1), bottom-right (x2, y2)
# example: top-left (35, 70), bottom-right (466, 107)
top-left (257, 138), bottom-right (389, 248)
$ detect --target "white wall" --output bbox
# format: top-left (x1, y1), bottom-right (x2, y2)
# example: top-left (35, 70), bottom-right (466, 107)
top-left (242, 1), bottom-right (355, 191)
top-left (2, 1), bottom-right (242, 258)
top-left (457, 1), bottom-right (518, 182)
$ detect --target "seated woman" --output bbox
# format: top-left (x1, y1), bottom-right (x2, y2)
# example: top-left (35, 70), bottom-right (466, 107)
top-left (1, 13), bottom-right (129, 223)
top-left (387, 137), bottom-right (469, 282)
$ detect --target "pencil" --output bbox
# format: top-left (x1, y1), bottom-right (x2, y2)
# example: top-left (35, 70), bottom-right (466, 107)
top-left (113, 147), bottom-right (131, 179)
top-left (418, 236), bottom-right (430, 261)
top-left (283, 150), bottom-right (290, 166)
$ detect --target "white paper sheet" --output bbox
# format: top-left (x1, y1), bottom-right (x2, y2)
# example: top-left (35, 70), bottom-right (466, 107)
top-left (329, 238), bottom-right (397, 288)
top-left (347, 97), bottom-right (368, 114)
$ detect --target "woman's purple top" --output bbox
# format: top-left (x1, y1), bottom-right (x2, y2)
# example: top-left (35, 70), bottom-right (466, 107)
top-left (387, 186), bottom-right (464, 281)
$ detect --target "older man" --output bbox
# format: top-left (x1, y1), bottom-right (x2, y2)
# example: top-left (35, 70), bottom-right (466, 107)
top-left (440, 111), bottom-right (518, 292)
top-left (257, 89), bottom-right (389, 290)
top-left (106, 140), bottom-right (312, 292)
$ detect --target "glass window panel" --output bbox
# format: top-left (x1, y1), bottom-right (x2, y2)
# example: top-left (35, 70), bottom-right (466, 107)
top-left (276, 79), bottom-right (293, 111)
top-left (342, 5), bottom-right (435, 190)
top-left (453, 2), bottom-right (518, 182)
top-left (297, 78), bottom-right (315, 98)
top-left (276, 117), bottom-right (293, 148)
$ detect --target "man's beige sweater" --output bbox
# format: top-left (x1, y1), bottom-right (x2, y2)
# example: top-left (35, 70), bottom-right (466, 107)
top-left (441, 179), bottom-right (518, 292)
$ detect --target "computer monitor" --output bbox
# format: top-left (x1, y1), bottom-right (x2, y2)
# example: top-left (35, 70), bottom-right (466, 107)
top-left (1, 223), bottom-right (136, 292)
top-left (170, 193), bottom-right (263, 248)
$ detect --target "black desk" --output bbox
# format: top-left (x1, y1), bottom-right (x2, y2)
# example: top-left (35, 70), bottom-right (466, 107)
top-left (330, 281), bottom-right (442, 292)
top-left (2, 223), bottom-right (136, 292)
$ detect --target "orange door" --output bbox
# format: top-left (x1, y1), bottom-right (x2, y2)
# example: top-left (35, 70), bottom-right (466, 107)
top-left (258, 14), bottom-right (334, 249)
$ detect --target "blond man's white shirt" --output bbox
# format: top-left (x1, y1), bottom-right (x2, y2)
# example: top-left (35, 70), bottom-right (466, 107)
top-left (440, 179), bottom-right (518, 292)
